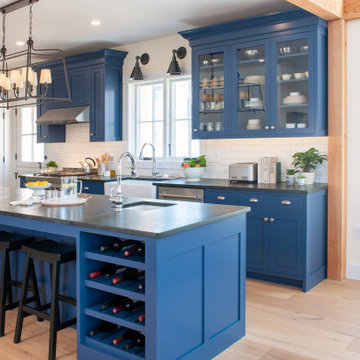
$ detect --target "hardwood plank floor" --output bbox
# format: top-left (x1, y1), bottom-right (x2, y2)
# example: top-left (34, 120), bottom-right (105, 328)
top-left (0, 279), bottom-right (359, 359)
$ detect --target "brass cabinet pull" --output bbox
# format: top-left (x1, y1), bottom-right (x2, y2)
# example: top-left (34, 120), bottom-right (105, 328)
top-left (281, 200), bottom-right (292, 205)
top-left (217, 196), bottom-right (225, 200)
top-left (43, 135), bottom-right (48, 138)
top-left (249, 198), bottom-right (259, 203)
top-left (269, 218), bottom-right (275, 222)
top-left (270, 125), bottom-right (275, 130)
top-left (84, 187), bottom-right (89, 190)
top-left (264, 126), bottom-right (270, 130)
top-left (193, 129), bottom-right (198, 132)
top-left (264, 217), bottom-right (269, 222)
top-left (90, 133), bottom-right (94, 136)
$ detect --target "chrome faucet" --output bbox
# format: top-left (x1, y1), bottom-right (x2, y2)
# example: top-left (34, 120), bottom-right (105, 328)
top-left (110, 152), bottom-right (137, 211)
top-left (139, 142), bottom-right (159, 177)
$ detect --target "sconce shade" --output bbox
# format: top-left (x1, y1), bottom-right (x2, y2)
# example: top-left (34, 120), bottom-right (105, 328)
top-left (40, 68), bottom-right (52, 84)
top-left (167, 47), bottom-right (186, 75)
top-left (130, 57), bottom-right (144, 80)
top-left (0, 73), bottom-right (11, 90)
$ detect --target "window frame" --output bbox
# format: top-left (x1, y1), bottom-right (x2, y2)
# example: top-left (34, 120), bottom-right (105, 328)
top-left (131, 76), bottom-right (195, 160)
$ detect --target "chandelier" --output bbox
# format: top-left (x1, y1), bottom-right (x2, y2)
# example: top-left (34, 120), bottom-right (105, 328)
top-left (0, 0), bottom-right (71, 109)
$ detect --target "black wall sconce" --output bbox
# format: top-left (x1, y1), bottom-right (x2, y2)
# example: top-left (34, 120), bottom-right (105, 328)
top-left (130, 53), bottom-right (150, 80)
top-left (167, 47), bottom-right (187, 75)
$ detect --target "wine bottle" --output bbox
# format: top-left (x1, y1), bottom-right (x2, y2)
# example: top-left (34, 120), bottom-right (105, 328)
top-left (137, 313), bottom-right (145, 323)
top-left (89, 321), bottom-right (120, 337)
top-left (89, 264), bottom-right (124, 279)
top-left (112, 268), bottom-right (145, 285)
top-left (100, 295), bottom-right (127, 311)
top-left (112, 329), bottom-right (137, 345)
top-left (124, 300), bottom-right (143, 313)
top-left (100, 239), bottom-right (136, 253)
top-left (124, 333), bottom-right (145, 350)
top-left (123, 243), bottom-right (145, 257)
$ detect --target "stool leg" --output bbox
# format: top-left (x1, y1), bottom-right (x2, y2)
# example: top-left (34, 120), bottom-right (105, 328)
top-left (0, 249), bottom-right (9, 337)
top-left (29, 259), bottom-right (42, 322)
top-left (5, 251), bottom-right (14, 307)
top-left (49, 261), bottom-right (60, 360)
top-left (14, 253), bottom-right (31, 344)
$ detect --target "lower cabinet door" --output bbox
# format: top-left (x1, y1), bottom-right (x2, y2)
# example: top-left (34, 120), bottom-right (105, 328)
top-left (247, 210), bottom-right (270, 272)
top-left (268, 212), bottom-right (304, 277)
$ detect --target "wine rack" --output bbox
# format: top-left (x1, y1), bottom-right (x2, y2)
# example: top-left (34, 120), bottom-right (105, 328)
top-left (79, 232), bottom-right (146, 360)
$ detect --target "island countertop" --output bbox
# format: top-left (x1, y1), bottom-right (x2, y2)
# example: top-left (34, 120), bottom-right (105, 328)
top-left (0, 187), bottom-right (250, 238)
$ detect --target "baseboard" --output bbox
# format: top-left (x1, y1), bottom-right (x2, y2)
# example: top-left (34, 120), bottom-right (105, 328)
top-left (346, 263), bottom-right (360, 280)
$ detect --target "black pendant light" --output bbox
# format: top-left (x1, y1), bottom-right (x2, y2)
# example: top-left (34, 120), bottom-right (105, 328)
top-left (130, 53), bottom-right (150, 80)
top-left (167, 47), bottom-right (187, 75)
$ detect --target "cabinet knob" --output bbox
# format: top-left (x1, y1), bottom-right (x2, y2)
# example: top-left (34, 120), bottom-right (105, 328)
top-left (269, 218), bottom-right (275, 222)
top-left (270, 126), bottom-right (275, 130)
top-left (249, 198), bottom-right (259, 203)
top-left (281, 200), bottom-right (292, 205)
top-left (193, 129), bottom-right (198, 132)
top-left (84, 187), bottom-right (89, 190)
top-left (43, 135), bottom-right (48, 138)
top-left (216, 196), bottom-right (225, 200)
top-left (264, 126), bottom-right (270, 130)
top-left (90, 133), bottom-right (94, 136)
top-left (264, 217), bottom-right (269, 222)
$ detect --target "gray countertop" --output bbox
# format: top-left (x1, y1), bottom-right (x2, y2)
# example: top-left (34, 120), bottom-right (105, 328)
top-left (153, 178), bottom-right (327, 194)
top-left (0, 187), bottom-right (250, 238)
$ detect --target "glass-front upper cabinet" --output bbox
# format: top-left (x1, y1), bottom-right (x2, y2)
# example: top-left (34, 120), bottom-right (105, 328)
top-left (231, 41), bottom-right (270, 136)
top-left (273, 36), bottom-right (311, 133)
top-left (193, 47), bottom-right (228, 137)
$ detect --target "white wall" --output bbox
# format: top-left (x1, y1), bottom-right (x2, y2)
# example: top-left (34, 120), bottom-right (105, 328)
top-left (346, 20), bottom-right (360, 280)
top-left (44, 33), bottom-right (328, 181)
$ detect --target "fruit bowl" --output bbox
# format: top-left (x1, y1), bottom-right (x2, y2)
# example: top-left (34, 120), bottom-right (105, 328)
top-left (25, 182), bottom-right (51, 197)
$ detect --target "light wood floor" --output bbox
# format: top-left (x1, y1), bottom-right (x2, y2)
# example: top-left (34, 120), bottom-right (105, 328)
top-left (0, 279), bottom-right (359, 360)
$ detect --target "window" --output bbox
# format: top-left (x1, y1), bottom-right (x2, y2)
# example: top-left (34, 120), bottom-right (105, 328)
top-left (18, 107), bottom-right (44, 163)
top-left (132, 77), bottom-right (198, 159)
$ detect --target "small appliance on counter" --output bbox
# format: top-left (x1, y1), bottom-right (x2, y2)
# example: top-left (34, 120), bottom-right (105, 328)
top-left (229, 162), bottom-right (257, 183)
top-left (258, 157), bottom-right (281, 184)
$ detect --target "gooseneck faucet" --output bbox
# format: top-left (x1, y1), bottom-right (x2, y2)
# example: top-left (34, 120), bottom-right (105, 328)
top-left (110, 152), bottom-right (137, 211)
top-left (139, 143), bottom-right (159, 177)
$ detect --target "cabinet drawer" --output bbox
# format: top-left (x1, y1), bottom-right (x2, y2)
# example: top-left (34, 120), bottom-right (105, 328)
top-left (238, 192), bottom-right (305, 213)
top-left (205, 189), bottom-right (238, 205)
top-left (81, 181), bottom-right (104, 195)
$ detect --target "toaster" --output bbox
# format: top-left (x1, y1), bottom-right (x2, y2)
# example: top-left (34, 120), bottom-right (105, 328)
top-left (229, 162), bottom-right (258, 183)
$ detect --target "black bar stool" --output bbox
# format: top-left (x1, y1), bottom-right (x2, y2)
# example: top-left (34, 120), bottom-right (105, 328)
top-left (0, 231), bottom-right (41, 337)
top-left (14, 239), bottom-right (76, 360)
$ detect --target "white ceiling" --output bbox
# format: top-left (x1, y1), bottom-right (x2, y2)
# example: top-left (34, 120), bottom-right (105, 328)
top-left (0, 0), bottom-right (294, 55)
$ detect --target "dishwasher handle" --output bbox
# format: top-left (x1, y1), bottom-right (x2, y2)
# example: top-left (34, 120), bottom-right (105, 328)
top-left (160, 193), bottom-right (201, 201)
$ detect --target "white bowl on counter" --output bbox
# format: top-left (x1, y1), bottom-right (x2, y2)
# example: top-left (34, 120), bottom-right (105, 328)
top-left (183, 167), bottom-right (205, 182)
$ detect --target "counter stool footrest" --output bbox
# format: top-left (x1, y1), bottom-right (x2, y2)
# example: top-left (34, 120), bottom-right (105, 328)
top-left (8, 280), bottom-right (22, 288)
top-left (22, 305), bottom-right (51, 322)
top-left (58, 295), bottom-right (76, 306)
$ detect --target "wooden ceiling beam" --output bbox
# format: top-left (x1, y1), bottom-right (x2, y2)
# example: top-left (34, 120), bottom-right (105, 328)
top-left (286, 0), bottom-right (343, 20)
top-left (344, 0), bottom-right (360, 20)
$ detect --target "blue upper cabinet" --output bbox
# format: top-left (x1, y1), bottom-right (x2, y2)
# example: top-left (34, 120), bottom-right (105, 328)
top-left (180, 10), bottom-right (327, 139)
top-left (37, 49), bottom-right (127, 143)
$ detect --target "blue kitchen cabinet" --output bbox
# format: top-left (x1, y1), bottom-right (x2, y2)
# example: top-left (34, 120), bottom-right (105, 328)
top-left (81, 180), bottom-right (105, 195)
top-left (180, 9), bottom-right (327, 139)
top-left (36, 49), bottom-right (127, 143)
top-left (204, 187), bottom-right (327, 291)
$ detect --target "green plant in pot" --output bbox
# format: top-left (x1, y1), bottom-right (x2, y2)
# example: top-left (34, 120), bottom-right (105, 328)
top-left (292, 147), bottom-right (327, 184)
top-left (181, 155), bottom-right (206, 182)
top-left (285, 168), bottom-right (299, 184)
top-left (45, 161), bottom-right (58, 172)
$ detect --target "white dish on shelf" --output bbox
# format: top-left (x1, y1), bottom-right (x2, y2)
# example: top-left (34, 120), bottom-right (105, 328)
top-left (282, 94), bottom-right (307, 105)
top-left (297, 123), bottom-right (307, 128)
top-left (243, 75), bottom-right (265, 84)
top-left (286, 123), bottom-right (296, 128)
top-left (248, 118), bottom-right (261, 125)
top-left (294, 72), bottom-right (306, 79)
top-left (281, 74), bottom-right (292, 80)
top-left (246, 124), bottom-right (262, 130)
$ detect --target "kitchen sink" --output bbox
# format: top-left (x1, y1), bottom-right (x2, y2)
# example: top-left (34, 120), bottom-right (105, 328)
top-left (122, 201), bottom-right (175, 211)
top-left (125, 175), bottom-right (177, 181)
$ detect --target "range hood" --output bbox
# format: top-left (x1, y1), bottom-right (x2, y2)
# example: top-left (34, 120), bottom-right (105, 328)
top-left (36, 105), bottom-right (89, 125)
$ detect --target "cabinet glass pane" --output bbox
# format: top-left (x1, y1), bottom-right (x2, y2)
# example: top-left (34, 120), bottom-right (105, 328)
top-left (276, 38), bottom-right (309, 130)
top-left (237, 45), bottom-right (266, 131)
top-left (198, 52), bottom-right (224, 133)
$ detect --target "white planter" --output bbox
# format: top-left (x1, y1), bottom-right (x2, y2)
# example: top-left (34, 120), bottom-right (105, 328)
top-left (297, 177), bottom-right (306, 185)
top-left (183, 167), bottom-right (205, 182)
top-left (302, 172), bottom-right (315, 185)
top-left (47, 167), bottom-right (57, 172)
top-left (286, 175), bottom-right (296, 184)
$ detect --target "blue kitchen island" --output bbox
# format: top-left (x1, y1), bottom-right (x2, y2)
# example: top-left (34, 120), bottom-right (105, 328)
top-left (0, 187), bottom-right (250, 360)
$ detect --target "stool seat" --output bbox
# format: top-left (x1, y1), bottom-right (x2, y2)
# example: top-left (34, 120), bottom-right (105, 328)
top-left (0, 231), bottom-right (35, 250)
top-left (22, 240), bottom-right (76, 263)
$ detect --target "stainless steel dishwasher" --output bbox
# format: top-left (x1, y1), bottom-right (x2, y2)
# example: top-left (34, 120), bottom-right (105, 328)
top-left (158, 186), bottom-right (204, 202)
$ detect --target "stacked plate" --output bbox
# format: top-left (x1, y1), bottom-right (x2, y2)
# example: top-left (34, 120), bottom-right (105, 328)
top-left (282, 92), bottom-right (307, 105)
top-left (243, 75), bottom-right (265, 84)
top-left (246, 119), bottom-right (262, 130)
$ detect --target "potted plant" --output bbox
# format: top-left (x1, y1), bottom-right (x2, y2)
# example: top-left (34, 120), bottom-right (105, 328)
top-left (45, 161), bottom-right (58, 172)
top-left (181, 155), bottom-right (206, 182)
top-left (285, 168), bottom-right (299, 184)
top-left (297, 175), bottom-right (306, 185)
top-left (292, 147), bottom-right (327, 185)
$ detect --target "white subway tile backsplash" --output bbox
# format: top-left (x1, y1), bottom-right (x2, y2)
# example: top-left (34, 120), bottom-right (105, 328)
top-left (45, 124), bottom-right (328, 182)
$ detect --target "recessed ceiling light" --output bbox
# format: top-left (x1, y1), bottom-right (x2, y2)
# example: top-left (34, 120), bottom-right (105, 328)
top-left (91, 20), bottom-right (101, 26)
top-left (16, 41), bottom-right (25, 46)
